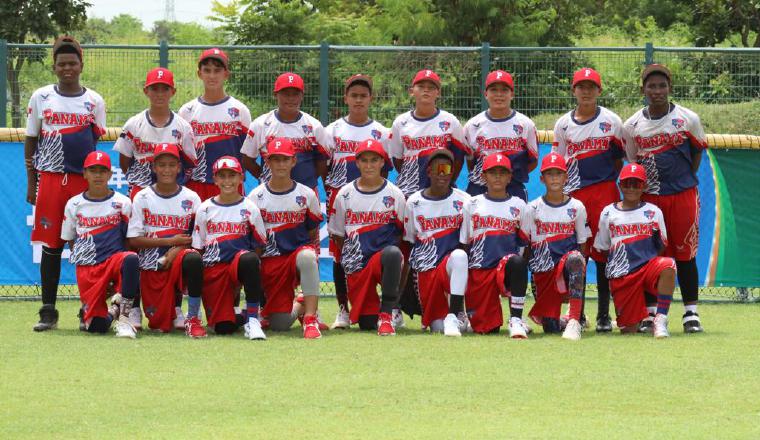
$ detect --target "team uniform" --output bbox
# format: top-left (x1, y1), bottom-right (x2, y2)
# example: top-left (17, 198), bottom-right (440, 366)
top-left (623, 104), bottom-right (707, 261)
top-left (178, 96), bottom-right (252, 200)
top-left (113, 111), bottom-right (197, 198)
top-left (26, 84), bottom-right (107, 248)
top-left (594, 202), bottom-right (675, 328)
top-left (192, 197), bottom-right (266, 327)
top-left (61, 191), bottom-right (135, 325)
top-left (127, 186), bottom-right (201, 331)
top-left (463, 110), bottom-right (538, 200)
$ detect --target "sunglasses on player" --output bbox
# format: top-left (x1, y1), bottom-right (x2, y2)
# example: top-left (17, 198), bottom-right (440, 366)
top-left (431, 163), bottom-right (452, 176)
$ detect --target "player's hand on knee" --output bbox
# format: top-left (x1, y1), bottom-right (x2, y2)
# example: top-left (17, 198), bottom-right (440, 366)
top-left (160, 246), bottom-right (182, 270)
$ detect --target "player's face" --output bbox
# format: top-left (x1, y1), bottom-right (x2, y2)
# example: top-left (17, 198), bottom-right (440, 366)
top-left (144, 83), bottom-right (176, 107)
top-left (643, 74), bottom-right (671, 107)
top-left (53, 53), bottom-right (82, 86)
top-left (356, 152), bottom-right (384, 179)
top-left (266, 154), bottom-right (296, 179)
top-left (410, 81), bottom-right (440, 107)
top-left (485, 83), bottom-right (514, 112)
top-left (152, 155), bottom-right (181, 184)
top-left (427, 157), bottom-right (453, 191)
top-left (275, 88), bottom-right (303, 114)
top-left (213, 169), bottom-right (243, 196)
top-left (197, 62), bottom-right (229, 90)
top-left (619, 178), bottom-right (645, 202)
top-left (483, 167), bottom-right (512, 193)
top-left (344, 85), bottom-right (372, 116)
top-left (540, 168), bottom-right (567, 192)
top-left (573, 81), bottom-right (601, 106)
top-left (83, 165), bottom-right (112, 190)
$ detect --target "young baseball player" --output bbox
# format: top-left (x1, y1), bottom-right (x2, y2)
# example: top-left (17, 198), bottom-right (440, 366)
top-left (460, 153), bottom-right (530, 337)
top-left (552, 67), bottom-right (625, 333)
top-left (179, 48), bottom-right (252, 201)
top-left (623, 64), bottom-right (706, 333)
top-left (593, 163), bottom-right (676, 338)
top-left (25, 36), bottom-right (107, 331)
top-left (524, 153), bottom-right (591, 340)
top-left (403, 148), bottom-right (470, 336)
top-left (192, 156), bottom-right (268, 339)
top-left (324, 74), bottom-right (392, 329)
top-left (248, 138), bottom-right (324, 339)
top-left (127, 143), bottom-right (205, 337)
top-left (327, 139), bottom-right (405, 335)
top-left (61, 151), bottom-right (139, 337)
top-left (241, 72), bottom-right (329, 191)
top-left (464, 70), bottom-right (538, 201)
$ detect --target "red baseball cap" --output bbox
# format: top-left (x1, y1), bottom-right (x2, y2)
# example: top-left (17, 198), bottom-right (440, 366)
top-left (354, 139), bottom-right (389, 161)
top-left (483, 153), bottom-right (512, 171)
top-left (83, 151), bottom-right (111, 169)
top-left (145, 67), bottom-right (175, 88)
top-left (274, 72), bottom-right (304, 93)
top-left (541, 152), bottom-right (568, 172)
top-left (485, 70), bottom-right (514, 90)
top-left (412, 69), bottom-right (441, 88)
top-left (212, 156), bottom-right (243, 175)
top-left (266, 138), bottom-right (296, 157)
top-left (572, 67), bottom-right (602, 88)
top-left (152, 143), bottom-right (181, 161)
top-left (619, 163), bottom-right (647, 182)
top-left (198, 48), bottom-right (229, 69)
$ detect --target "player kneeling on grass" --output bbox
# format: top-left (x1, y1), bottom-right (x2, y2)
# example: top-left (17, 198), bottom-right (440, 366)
top-left (593, 163), bottom-right (675, 338)
top-left (192, 156), bottom-right (268, 339)
top-left (127, 143), bottom-right (206, 338)
top-left (61, 151), bottom-right (139, 337)
top-left (524, 153), bottom-right (591, 341)
top-left (403, 148), bottom-right (470, 336)
top-left (248, 138), bottom-right (324, 339)
top-left (461, 153), bottom-right (530, 337)
top-left (327, 139), bottom-right (405, 336)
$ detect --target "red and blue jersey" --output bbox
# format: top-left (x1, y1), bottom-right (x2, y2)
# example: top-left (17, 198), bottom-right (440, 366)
top-left (324, 117), bottom-right (391, 188)
top-left (460, 194), bottom-right (529, 269)
top-left (61, 191), bottom-right (131, 266)
top-left (523, 196), bottom-right (590, 273)
top-left (192, 197), bottom-right (267, 266)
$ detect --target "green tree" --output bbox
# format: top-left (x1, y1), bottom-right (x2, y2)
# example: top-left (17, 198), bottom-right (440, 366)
top-left (151, 20), bottom-right (218, 45)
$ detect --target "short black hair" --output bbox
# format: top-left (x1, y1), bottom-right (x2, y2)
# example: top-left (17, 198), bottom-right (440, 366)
top-left (53, 45), bottom-right (82, 62)
top-left (198, 58), bottom-right (227, 70)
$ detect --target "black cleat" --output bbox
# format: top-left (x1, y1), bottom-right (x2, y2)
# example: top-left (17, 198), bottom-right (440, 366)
top-left (33, 305), bottom-right (59, 332)
top-left (682, 311), bottom-right (704, 333)
top-left (596, 314), bottom-right (613, 332)
top-left (542, 317), bottom-right (561, 334)
top-left (78, 308), bottom-right (86, 331)
top-left (638, 313), bottom-right (655, 334)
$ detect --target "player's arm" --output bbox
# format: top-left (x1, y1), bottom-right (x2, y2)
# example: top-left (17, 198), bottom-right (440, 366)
top-left (24, 136), bottom-right (38, 205)
top-left (119, 154), bottom-right (133, 175)
top-left (241, 155), bottom-right (262, 179)
top-left (690, 150), bottom-right (702, 173)
top-left (315, 157), bottom-right (328, 182)
top-left (128, 234), bottom-right (192, 250)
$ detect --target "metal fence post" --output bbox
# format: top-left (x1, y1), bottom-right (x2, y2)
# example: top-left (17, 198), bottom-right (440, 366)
top-left (159, 40), bottom-right (169, 68)
top-left (480, 42), bottom-right (490, 111)
top-left (319, 42), bottom-right (329, 126)
top-left (645, 42), bottom-right (654, 65)
top-left (0, 39), bottom-right (7, 127)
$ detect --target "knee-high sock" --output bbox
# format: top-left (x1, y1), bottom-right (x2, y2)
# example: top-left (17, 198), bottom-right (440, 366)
top-left (505, 255), bottom-right (527, 319)
top-left (380, 246), bottom-right (403, 314)
top-left (41, 246), bottom-right (63, 306)
top-left (182, 252), bottom-right (203, 318)
top-left (676, 258), bottom-right (699, 305)
top-left (564, 253), bottom-right (586, 321)
top-left (446, 249), bottom-right (468, 314)
top-left (596, 260), bottom-right (610, 316)
top-left (238, 252), bottom-right (263, 319)
top-left (119, 253), bottom-right (140, 317)
top-left (333, 261), bottom-right (349, 310)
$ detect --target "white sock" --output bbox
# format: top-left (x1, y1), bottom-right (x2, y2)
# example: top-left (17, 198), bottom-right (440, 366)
top-left (685, 304), bottom-right (698, 314)
top-left (647, 306), bottom-right (657, 316)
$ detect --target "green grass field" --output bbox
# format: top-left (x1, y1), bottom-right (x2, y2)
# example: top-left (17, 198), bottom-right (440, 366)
top-left (2, 298), bottom-right (759, 439)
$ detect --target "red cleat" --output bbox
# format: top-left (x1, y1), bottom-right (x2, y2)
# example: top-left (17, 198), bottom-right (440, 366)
top-left (377, 312), bottom-right (395, 336)
top-left (303, 314), bottom-right (322, 339)
top-left (184, 316), bottom-right (207, 338)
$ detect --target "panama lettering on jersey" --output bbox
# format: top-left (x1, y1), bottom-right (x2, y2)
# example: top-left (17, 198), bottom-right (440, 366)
top-left (178, 96), bottom-right (252, 184)
top-left (248, 182), bottom-right (322, 257)
top-left (552, 106), bottom-right (625, 193)
top-left (404, 188), bottom-right (469, 272)
top-left (127, 186), bottom-right (201, 270)
top-left (623, 103), bottom-right (707, 195)
top-left (523, 197), bottom-right (590, 273)
top-left (26, 85), bottom-right (107, 174)
top-left (593, 202), bottom-right (668, 279)
top-left (61, 192), bottom-right (132, 266)
top-left (460, 195), bottom-right (529, 269)
top-left (191, 198), bottom-right (266, 266)
top-left (328, 180), bottom-right (405, 274)
top-left (324, 118), bottom-right (391, 188)
top-left (241, 110), bottom-right (330, 188)
top-left (388, 109), bottom-right (468, 196)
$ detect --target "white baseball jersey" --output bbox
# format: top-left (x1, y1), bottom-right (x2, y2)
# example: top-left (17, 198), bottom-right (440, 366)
top-left (552, 106), bottom-right (625, 193)
top-left (26, 84), bottom-right (107, 174)
top-left (388, 109), bottom-right (468, 196)
top-left (178, 96), bottom-right (252, 184)
top-left (523, 196), bottom-right (590, 273)
top-left (328, 180), bottom-right (405, 274)
top-left (113, 111), bottom-right (197, 188)
top-left (594, 202), bottom-right (668, 279)
top-left (192, 197), bottom-right (267, 266)
top-left (460, 194), bottom-right (529, 269)
top-left (241, 110), bottom-right (330, 188)
top-left (127, 186), bottom-right (201, 270)
top-left (61, 191), bottom-right (131, 266)
top-left (623, 103), bottom-right (707, 195)
top-left (248, 182), bottom-right (322, 257)
top-left (404, 188), bottom-right (469, 272)
top-left (324, 117), bottom-right (391, 188)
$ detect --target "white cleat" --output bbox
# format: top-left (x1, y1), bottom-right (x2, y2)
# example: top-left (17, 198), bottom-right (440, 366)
top-left (114, 317), bottom-right (137, 339)
top-left (562, 318), bottom-right (582, 341)
top-left (521, 318), bottom-right (533, 335)
top-left (392, 308), bottom-right (406, 329)
top-left (654, 313), bottom-right (670, 339)
top-left (173, 307), bottom-right (186, 330)
top-left (508, 317), bottom-right (528, 339)
top-left (330, 305), bottom-right (350, 330)
top-left (244, 318), bottom-right (267, 340)
top-left (128, 307), bottom-right (142, 331)
top-left (443, 313), bottom-right (462, 337)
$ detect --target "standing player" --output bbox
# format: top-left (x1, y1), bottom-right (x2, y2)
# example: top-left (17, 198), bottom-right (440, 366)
top-left (464, 70), bottom-right (538, 201)
top-left (460, 153), bottom-right (530, 337)
top-left (623, 64), bottom-right (706, 333)
top-left (248, 138), bottom-right (324, 339)
top-left (192, 156), bottom-right (268, 339)
top-left (524, 153), bottom-right (590, 340)
top-left (403, 148), bottom-right (470, 336)
top-left (25, 36), bottom-right (107, 331)
top-left (324, 74), bottom-right (391, 329)
top-left (327, 140), bottom-right (405, 335)
top-left (593, 163), bottom-right (676, 338)
top-left (179, 48), bottom-right (252, 201)
top-left (127, 144), bottom-right (205, 337)
top-left (552, 67), bottom-right (625, 333)
top-left (61, 151), bottom-right (139, 337)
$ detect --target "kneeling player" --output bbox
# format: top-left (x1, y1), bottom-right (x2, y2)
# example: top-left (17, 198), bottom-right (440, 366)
top-left (328, 139), bottom-right (405, 335)
top-left (62, 151), bottom-right (139, 337)
top-left (404, 148), bottom-right (470, 336)
top-left (525, 153), bottom-right (590, 340)
top-left (460, 153), bottom-right (530, 337)
top-left (192, 156), bottom-right (268, 339)
top-left (127, 143), bottom-right (206, 337)
top-left (594, 164), bottom-right (675, 338)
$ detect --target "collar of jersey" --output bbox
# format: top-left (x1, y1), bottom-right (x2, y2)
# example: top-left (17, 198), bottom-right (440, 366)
top-left (145, 110), bottom-right (175, 128)
top-left (210, 196), bottom-right (245, 207)
top-left (54, 84), bottom-right (87, 98)
top-left (353, 179), bottom-right (387, 195)
top-left (421, 187), bottom-right (453, 201)
top-left (570, 106), bottom-right (601, 126)
top-left (343, 117), bottom-right (374, 128)
top-left (150, 184), bottom-right (182, 199)
top-left (410, 108), bottom-right (440, 122)
top-left (82, 190), bottom-right (116, 203)
top-left (483, 193), bottom-right (511, 202)
top-left (197, 95), bottom-right (231, 106)
top-left (265, 181), bottom-right (297, 195)
top-left (274, 110), bottom-right (303, 124)
top-left (485, 109), bottom-right (516, 123)
top-left (541, 196), bottom-right (571, 208)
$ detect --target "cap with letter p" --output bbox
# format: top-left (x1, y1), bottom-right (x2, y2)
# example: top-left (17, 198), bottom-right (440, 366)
top-left (572, 67), bottom-right (602, 89)
top-left (485, 70), bottom-right (514, 90)
top-left (483, 153), bottom-right (512, 171)
top-left (274, 72), bottom-right (305, 93)
top-left (84, 151), bottom-right (111, 169)
top-left (619, 163), bottom-right (647, 182)
top-left (152, 143), bottom-right (181, 161)
top-left (354, 139), bottom-right (389, 161)
top-left (145, 67), bottom-right (175, 88)
top-left (266, 138), bottom-right (296, 158)
top-left (198, 47), bottom-right (229, 69)
top-left (213, 156), bottom-right (243, 175)
top-left (540, 152), bottom-right (567, 172)
top-left (412, 69), bottom-right (441, 88)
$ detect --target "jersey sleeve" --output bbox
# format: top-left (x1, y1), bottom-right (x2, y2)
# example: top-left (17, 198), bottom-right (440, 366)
top-left (593, 207), bottom-right (611, 252)
top-left (622, 117), bottom-right (639, 163)
top-left (126, 196), bottom-right (146, 238)
top-left (462, 119), bottom-right (476, 160)
top-left (448, 117), bottom-right (469, 159)
top-left (519, 203), bottom-right (534, 242)
top-left (241, 116), bottom-right (262, 159)
top-left (686, 110), bottom-right (708, 150)
top-left (327, 190), bottom-right (346, 237)
top-left (60, 199), bottom-right (78, 241)
top-left (525, 118), bottom-right (539, 159)
top-left (610, 113), bottom-right (625, 158)
top-left (305, 189), bottom-right (323, 231)
top-left (460, 202), bottom-right (472, 245)
top-left (112, 120), bottom-right (135, 157)
top-left (179, 120), bottom-right (198, 163)
top-left (552, 117), bottom-right (567, 157)
top-left (313, 121), bottom-right (330, 159)
top-left (191, 206), bottom-right (207, 250)
top-left (653, 205), bottom-right (668, 248)
top-left (575, 202), bottom-right (591, 244)
top-left (25, 93), bottom-right (41, 137)
top-left (393, 189), bottom-right (405, 236)
top-left (402, 198), bottom-right (416, 244)
top-left (388, 119), bottom-right (403, 160)
top-left (93, 94), bottom-right (107, 138)
top-left (248, 204), bottom-right (267, 248)
top-left (239, 104), bottom-right (253, 144)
